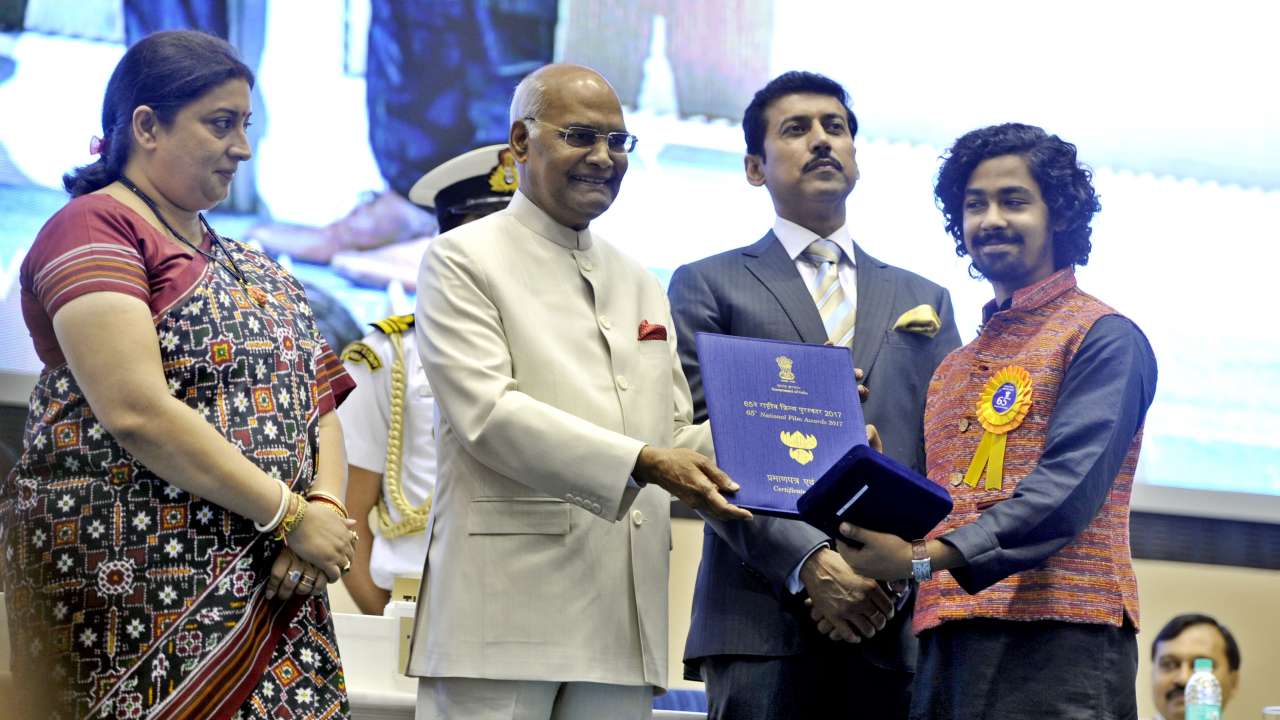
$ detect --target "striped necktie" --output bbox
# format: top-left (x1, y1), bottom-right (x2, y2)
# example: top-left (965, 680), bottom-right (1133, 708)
top-left (802, 238), bottom-right (856, 346)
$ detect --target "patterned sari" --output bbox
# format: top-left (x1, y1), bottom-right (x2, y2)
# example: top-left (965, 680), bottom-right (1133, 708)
top-left (1, 239), bottom-right (352, 719)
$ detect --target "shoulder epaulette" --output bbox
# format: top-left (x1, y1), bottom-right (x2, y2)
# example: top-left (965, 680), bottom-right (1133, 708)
top-left (341, 340), bottom-right (383, 371)
top-left (372, 314), bottom-right (415, 336)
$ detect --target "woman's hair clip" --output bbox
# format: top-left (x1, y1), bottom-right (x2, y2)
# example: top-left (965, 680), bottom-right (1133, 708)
top-left (89, 136), bottom-right (105, 156)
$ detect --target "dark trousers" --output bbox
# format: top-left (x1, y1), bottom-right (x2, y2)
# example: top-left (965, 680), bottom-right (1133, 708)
top-left (910, 618), bottom-right (1138, 720)
top-left (701, 647), bottom-right (912, 720)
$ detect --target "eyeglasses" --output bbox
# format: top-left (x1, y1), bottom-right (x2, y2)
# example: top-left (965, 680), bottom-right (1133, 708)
top-left (524, 118), bottom-right (639, 153)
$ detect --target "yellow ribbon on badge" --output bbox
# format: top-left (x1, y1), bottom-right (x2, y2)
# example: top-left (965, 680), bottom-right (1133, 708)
top-left (964, 366), bottom-right (1033, 491)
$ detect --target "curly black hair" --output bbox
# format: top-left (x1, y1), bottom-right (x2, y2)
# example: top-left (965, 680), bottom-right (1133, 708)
top-left (743, 71), bottom-right (857, 159)
top-left (934, 123), bottom-right (1099, 275)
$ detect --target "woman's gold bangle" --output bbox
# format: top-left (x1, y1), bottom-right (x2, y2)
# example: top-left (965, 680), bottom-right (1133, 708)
top-left (306, 490), bottom-right (350, 519)
top-left (274, 493), bottom-right (308, 540)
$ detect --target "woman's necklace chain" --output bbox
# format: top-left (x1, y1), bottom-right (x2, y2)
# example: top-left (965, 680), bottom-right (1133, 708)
top-left (118, 175), bottom-right (269, 306)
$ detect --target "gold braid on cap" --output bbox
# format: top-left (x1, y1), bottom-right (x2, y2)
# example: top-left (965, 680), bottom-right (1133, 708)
top-left (376, 330), bottom-right (432, 538)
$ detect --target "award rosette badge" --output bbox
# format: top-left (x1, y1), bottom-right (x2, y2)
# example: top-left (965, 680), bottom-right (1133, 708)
top-left (964, 366), bottom-right (1033, 490)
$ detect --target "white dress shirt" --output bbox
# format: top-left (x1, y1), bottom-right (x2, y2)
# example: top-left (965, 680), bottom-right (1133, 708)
top-left (772, 215), bottom-right (858, 311)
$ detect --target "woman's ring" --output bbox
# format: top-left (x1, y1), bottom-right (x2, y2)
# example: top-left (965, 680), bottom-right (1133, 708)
top-left (286, 569), bottom-right (302, 584)
top-left (300, 573), bottom-right (316, 586)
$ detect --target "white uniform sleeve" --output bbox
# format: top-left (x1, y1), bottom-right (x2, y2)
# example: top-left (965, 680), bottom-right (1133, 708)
top-left (336, 333), bottom-right (394, 473)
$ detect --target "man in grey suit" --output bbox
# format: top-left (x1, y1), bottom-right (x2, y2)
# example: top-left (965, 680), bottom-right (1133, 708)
top-left (410, 64), bottom-right (750, 720)
top-left (668, 71), bottom-right (962, 718)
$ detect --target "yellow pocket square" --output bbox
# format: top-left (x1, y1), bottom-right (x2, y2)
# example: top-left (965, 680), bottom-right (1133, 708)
top-left (893, 304), bottom-right (942, 338)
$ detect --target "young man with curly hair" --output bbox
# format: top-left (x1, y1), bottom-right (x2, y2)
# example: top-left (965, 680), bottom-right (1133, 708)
top-left (836, 123), bottom-right (1159, 719)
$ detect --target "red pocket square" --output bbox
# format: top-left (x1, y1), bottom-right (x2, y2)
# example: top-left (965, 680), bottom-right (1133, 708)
top-left (638, 320), bottom-right (667, 341)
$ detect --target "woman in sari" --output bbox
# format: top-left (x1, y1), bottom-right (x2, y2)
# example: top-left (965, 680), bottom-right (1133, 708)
top-left (2, 31), bottom-right (358, 719)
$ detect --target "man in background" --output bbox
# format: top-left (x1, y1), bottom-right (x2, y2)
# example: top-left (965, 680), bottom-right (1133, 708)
top-left (1150, 613), bottom-right (1241, 720)
top-left (668, 71), bottom-right (961, 719)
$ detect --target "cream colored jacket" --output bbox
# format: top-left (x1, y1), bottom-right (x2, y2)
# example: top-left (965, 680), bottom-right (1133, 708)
top-left (407, 191), bottom-right (710, 689)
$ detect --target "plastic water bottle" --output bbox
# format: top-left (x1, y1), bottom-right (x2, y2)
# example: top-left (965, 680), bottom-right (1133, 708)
top-left (1184, 657), bottom-right (1222, 720)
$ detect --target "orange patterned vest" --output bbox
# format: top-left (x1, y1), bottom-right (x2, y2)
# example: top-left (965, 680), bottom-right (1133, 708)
top-left (913, 269), bottom-right (1142, 633)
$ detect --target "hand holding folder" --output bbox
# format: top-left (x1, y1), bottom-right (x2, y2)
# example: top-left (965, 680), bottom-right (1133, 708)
top-left (632, 446), bottom-right (753, 522)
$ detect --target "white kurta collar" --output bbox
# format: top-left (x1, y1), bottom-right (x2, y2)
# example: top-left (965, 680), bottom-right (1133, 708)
top-left (508, 190), bottom-right (594, 251)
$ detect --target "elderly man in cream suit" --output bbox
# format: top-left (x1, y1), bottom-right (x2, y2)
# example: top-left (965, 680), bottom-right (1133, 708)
top-left (408, 64), bottom-right (751, 720)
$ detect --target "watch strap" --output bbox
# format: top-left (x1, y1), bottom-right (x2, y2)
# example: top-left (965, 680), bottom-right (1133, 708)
top-left (911, 539), bottom-right (932, 582)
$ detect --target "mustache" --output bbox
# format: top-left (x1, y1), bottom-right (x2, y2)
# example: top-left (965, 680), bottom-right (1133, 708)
top-left (1166, 685), bottom-right (1185, 701)
top-left (803, 154), bottom-right (844, 173)
top-left (973, 230), bottom-right (1023, 247)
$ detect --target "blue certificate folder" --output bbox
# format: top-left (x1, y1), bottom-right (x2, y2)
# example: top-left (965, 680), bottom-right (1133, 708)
top-left (697, 332), bottom-right (952, 539)
top-left (696, 332), bottom-right (868, 517)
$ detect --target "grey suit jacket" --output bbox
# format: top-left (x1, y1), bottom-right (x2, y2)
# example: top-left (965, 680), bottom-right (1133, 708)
top-left (668, 231), bottom-right (961, 672)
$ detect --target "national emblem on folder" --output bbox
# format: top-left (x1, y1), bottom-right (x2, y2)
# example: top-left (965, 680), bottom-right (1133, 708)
top-left (776, 355), bottom-right (796, 382)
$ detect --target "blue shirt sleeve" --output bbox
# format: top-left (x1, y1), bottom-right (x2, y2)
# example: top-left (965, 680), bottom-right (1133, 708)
top-left (940, 315), bottom-right (1158, 594)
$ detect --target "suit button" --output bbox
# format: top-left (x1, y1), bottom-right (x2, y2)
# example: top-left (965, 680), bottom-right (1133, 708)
top-left (616, 375), bottom-right (629, 390)
top-left (958, 418), bottom-right (970, 433)
top-left (591, 503), bottom-right (601, 513)
top-left (631, 510), bottom-right (645, 526)
top-left (599, 315), bottom-right (612, 330)
top-left (949, 472), bottom-right (964, 487)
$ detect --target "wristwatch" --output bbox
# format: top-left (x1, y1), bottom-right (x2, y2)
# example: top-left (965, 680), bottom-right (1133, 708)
top-left (911, 539), bottom-right (932, 582)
